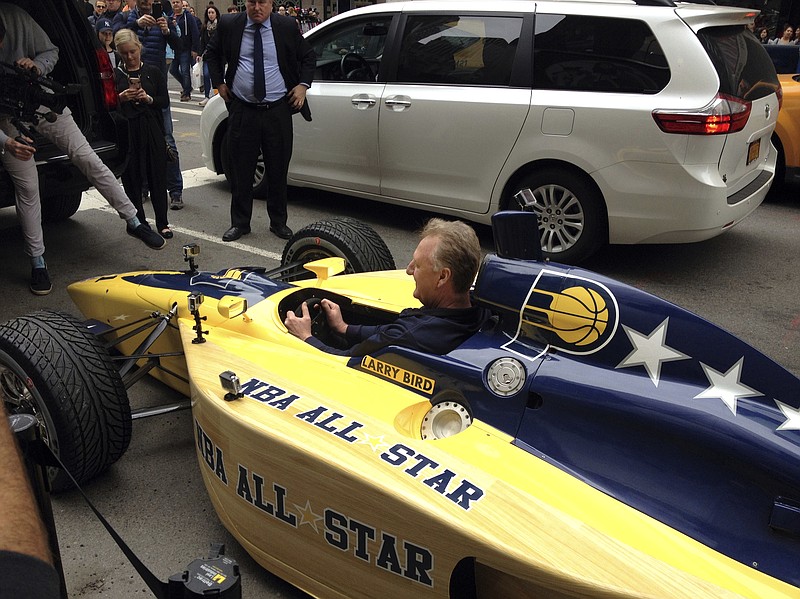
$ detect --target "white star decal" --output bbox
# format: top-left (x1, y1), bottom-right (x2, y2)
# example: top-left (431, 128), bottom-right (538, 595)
top-left (775, 400), bottom-right (800, 431)
top-left (616, 318), bottom-right (690, 387)
top-left (112, 314), bottom-right (131, 322)
top-left (357, 433), bottom-right (392, 453)
top-left (694, 358), bottom-right (763, 415)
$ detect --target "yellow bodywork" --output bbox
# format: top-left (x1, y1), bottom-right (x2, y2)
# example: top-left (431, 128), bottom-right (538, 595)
top-left (67, 265), bottom-right (800, 599)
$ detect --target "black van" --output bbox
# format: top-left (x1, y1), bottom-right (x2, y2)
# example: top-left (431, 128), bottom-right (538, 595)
top-left (0, 0), bottom-right (127, 221)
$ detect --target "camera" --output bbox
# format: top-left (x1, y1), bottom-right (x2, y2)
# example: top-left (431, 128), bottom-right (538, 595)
top-left (0, 60), bottom-right (81, 129)
top-left (187, 293), bottom-right (205, 313)
top-left (152, 1), bottom-right (163, 19)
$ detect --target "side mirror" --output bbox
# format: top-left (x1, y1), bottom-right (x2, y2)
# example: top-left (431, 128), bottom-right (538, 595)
top-left (217, 296), bottom-right (248, 319)
top-left (491, 211), bottom-right (543, 261)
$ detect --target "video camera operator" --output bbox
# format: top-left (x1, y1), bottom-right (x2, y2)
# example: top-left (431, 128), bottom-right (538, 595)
top-left (0, 3), bottom-right (166, 296)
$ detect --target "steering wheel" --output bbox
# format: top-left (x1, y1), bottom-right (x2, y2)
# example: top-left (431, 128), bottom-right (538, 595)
top-left (340, 52), bottom-right (373, 81)
top-left (295, 298), bottom-right (330, 340)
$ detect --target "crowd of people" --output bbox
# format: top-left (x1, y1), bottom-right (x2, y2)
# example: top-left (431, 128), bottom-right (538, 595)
top-left (1, 0), bottom-right (323, 296)
top-left (754, 22), bottom-right (800, 45)
top-left (1, 2), bottom-right (168, 296)
top-left (91, 1), bottom-right (320, 127)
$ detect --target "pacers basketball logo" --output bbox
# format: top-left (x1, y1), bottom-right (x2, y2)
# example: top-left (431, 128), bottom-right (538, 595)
top-left (519, 271), bottom-right (618, 354)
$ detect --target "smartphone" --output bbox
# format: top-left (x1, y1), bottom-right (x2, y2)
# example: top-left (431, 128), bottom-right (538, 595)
top-left (152, 1), bottom-right (163, 19)
top-left (128, 77), bottom-right (141, 90)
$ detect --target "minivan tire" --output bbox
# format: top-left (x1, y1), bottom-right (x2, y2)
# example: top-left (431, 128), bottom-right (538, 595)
top-left (510, 168), bottom-right (606, 264)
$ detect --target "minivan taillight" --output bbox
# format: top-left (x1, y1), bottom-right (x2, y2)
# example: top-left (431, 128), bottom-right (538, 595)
top-left (652, 94), bottom-right (751, 135)
top-left (95, 48), bottom-right (118, 110)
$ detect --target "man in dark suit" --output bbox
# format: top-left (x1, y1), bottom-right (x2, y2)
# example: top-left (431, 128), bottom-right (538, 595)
top-left (204, 0), bottom-right (315, 241)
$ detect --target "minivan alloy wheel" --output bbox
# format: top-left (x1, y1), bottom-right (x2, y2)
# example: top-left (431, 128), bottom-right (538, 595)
top-left (511, 168), bottom-right (605, 264)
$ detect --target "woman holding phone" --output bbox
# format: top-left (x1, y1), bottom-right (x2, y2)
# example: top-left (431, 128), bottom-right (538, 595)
top-left (113, 28), bottom-right (173, 239)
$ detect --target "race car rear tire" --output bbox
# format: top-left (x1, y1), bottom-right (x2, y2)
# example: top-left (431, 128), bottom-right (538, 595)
top-left (281, 218), bottom-right (396, 279)
top-left (0, 311), bottom-right (131, 491)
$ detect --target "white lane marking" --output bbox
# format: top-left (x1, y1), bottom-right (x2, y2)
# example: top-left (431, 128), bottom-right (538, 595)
top-left (166, 225), bottom-right (282, 260)
top-left (78, 168), bottom-right (282, 261)
top-left (180, 165), bottom-right (226, 189)
top-left (171, 106), bottom-right (203, 116)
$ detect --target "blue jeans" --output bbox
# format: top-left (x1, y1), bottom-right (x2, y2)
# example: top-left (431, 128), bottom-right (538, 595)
top-left (162, 105), bottom-right (183, 197)
top-left (203, 60), bottom-right (211, 98)
top-left (169, 50), bottom-right (192, 97)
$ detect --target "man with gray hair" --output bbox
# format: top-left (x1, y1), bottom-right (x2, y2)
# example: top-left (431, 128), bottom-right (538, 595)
top-left (285, 218), bottom-right (489, 356)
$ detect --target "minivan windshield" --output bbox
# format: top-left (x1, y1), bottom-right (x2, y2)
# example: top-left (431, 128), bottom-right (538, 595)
top-left (698, 26), bottom-right (779, 101)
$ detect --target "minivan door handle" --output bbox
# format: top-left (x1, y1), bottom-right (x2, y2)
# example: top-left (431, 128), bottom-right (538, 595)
top-left (384, 95), bottom-right (411, 111)
top-left (351, 94), bottom-right (377, 109)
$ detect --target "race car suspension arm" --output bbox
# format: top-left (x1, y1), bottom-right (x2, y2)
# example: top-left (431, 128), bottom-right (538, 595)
top-left (116, 304), bottom-right (181, 384)
top-left (89, 307), bottom-right (194, 420)
top-left (240, 260), bottom-right (314, 282)
top-left (98, 314), bottom-right (174, 348)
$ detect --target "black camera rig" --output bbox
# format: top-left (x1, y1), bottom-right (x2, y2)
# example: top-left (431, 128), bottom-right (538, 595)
top-left (0, 60), bottom-right (82, 141)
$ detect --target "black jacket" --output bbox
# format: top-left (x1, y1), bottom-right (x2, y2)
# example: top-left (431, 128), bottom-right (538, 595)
top-left (204, 11), bottom-right (314, 117)
top-left (174, 10), bottom-right (200, 54)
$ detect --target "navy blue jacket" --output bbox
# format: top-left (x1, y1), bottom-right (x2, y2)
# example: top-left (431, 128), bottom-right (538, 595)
top-left (306, 305), bottom-right (491, 357)
top-left (173, 10), bottom-right (200, 54)
top-left (105, 8), bottom-right (128, 33)
top-left (126, 7), bottom-right (180, 76)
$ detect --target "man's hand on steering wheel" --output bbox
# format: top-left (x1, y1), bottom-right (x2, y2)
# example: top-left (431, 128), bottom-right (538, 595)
top-left (285, 301), bottom-right (314, 341)
top-left (285, 298), bottom-right (348, 342)
top-left (319, 299), bottom-right (347, 335)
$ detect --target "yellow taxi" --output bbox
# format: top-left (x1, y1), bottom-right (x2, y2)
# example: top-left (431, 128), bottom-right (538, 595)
top-left (773, 73), bottom-right (800, 189)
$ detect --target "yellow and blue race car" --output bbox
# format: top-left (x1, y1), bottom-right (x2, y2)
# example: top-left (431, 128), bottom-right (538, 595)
top-left (2, 213), bottom-right (799, 598)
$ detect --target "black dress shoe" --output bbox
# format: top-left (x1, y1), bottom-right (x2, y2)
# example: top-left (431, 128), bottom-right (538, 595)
top-left (222, 226), bottom-right (250, 242)
top-left (269, 224), bottom-right (293, 240)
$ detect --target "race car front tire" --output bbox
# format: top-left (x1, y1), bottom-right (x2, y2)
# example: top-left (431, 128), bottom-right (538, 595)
top-left (0, 311), bottom-right (131, 491)
top-left (281, 217), bottom-right (396, 279)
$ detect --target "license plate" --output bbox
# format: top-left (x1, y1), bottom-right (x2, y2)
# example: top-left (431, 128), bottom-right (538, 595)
top-left (747, 139), bottom-right (761, 165)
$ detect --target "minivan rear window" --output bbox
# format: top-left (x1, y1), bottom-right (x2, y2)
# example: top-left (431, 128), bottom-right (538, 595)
top-left (698, 26), bottom-right (779, 101)
top-left (533, 15), bottom-right (669, 94)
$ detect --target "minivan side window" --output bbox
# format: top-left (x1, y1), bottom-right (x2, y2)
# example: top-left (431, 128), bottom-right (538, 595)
top-left (396, 15), bottom-right (523, 85)
top-left (310, 17), bottom-right (392, 82)
top-left (533, 15), bottom-right (670, 94)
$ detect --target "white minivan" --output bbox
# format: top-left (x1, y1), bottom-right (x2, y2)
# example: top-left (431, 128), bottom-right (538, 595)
top-left (201, 0), bottom-right (780, 262)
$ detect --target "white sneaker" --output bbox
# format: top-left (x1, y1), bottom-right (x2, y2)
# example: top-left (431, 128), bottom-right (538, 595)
top-left (199, 97), bottom-right (209, 107)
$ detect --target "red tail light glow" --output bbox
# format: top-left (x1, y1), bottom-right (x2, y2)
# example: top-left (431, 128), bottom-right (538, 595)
top-left (652, 94), bottom-right (751, 135)
top-left (95, 48), bottom-right (118, 110)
